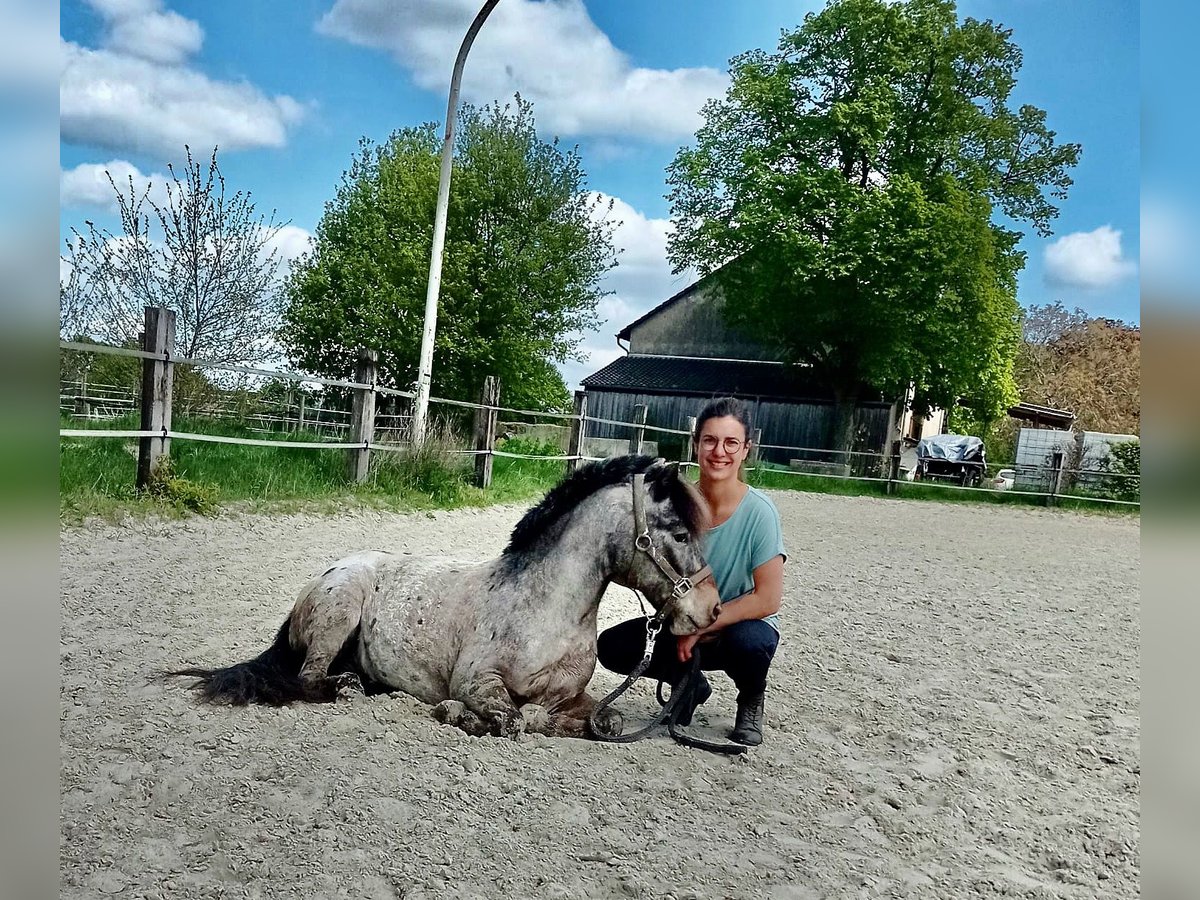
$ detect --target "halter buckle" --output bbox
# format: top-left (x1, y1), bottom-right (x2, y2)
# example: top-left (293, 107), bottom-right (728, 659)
top-left (671, 577), bottom-right (695, 600)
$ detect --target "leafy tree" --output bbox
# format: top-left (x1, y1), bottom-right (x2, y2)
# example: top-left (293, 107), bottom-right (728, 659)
top-left (1015, 301), bottom-right (1140, 434)
top-left (280, 96), bottom-right (616, 411)
top-left (666, 0), bottom-right (1079, 450)
top-left (1097, 438), bottom-right (1140, 502)
top-left (61, 147), bottom-right (288, 364)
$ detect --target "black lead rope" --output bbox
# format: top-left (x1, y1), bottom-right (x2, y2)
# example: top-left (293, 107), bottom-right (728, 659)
top-left (588, 644), bottom-right (748, 756)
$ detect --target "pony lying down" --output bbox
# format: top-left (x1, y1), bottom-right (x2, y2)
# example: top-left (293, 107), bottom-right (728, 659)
top-left (169, 456), bottom-right (720, 740)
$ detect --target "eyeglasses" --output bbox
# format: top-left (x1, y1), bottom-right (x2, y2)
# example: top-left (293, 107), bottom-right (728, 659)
top-left (698, 435), bottom-right (745, 454)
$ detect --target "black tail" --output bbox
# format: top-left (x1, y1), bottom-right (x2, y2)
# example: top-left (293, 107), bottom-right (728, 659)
top-left (165, 620), bottom-right (334, 706)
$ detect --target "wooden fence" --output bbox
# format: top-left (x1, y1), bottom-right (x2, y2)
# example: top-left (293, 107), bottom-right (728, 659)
top-left (58, 306), bottom-right (1139, 505)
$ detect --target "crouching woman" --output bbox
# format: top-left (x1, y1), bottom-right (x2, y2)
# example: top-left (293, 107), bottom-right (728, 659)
top-left (598, 397), bottom-right (786, 745)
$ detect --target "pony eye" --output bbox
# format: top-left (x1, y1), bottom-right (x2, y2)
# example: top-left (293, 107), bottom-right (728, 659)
top-left (673, 531), bottom-right (690, 543)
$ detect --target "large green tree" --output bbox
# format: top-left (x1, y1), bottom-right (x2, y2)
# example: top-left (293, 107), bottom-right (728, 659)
top-left (280, 97), bottom-right (616, 412)
top-left (666, 0), bottom-right (1079, 449)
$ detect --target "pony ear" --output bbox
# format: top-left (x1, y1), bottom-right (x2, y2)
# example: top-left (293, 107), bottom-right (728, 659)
top-left (648, 458), bottom-right (676, 480)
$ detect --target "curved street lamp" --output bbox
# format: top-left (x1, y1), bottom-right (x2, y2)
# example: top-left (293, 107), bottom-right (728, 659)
top-left (411, 0), bottom-right (501, 445)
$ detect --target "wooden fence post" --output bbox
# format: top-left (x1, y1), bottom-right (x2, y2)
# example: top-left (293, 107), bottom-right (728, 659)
top-left (629, 404), bottom-right (647, 455)
top-left (683, 416), bottom-right (696, 466)
top-left (473, 376), bottom-right (500, 488)
top-left (748, 427), bottom-right (763, 465)
top-left (566, 390), bottom-right (588, 472)
top-left (886, 439), bottom-right (902, 495)
top-left (1047, 450), bottom-right (1065, 506)
top-left (347, 349), bottom-right (377, 483)
top-left (136, 306), bottom-right (175, 489)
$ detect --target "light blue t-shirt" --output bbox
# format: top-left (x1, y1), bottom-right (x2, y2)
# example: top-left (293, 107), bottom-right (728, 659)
top-left (702, 486), bottom-right (787, 632)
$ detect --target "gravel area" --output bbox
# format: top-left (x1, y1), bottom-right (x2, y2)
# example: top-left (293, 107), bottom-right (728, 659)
top-left (60, 492), bottom-right (1139, 899)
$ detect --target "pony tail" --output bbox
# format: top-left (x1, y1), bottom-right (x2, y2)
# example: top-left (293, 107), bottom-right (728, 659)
top-left (164, 620), bottom-right (332, 706)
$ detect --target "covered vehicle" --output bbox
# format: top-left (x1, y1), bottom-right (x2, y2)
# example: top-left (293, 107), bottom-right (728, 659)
top-left (913, 434), bottom-right (987, 487)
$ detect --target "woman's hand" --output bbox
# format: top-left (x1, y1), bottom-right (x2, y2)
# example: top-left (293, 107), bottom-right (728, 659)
top-left (676, 625), bottom-right (718, 663)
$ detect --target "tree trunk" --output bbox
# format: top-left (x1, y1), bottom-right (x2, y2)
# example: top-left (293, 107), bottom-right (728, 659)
top-left (829, 382), bottom-right (859, 474)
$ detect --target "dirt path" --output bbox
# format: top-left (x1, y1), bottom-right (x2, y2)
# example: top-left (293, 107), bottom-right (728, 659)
top-left (60, 493), bottom-right (1139, 899)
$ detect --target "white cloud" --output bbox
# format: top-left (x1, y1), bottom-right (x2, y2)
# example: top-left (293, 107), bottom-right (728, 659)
top-left (60, 159), bottom-right (171, 209)
top-left (1044, 225), bottom-right (1137, 289)
top-left (262, 224), bottom-right (314, 272)
top-left (554, 193), bottom-right (698, 391)
top-left (317, 0), bottom-right (726, 142)
top-left (61, 1), bottom-right (306, 159)
top-left (106, 9), bottom-right (203, 65)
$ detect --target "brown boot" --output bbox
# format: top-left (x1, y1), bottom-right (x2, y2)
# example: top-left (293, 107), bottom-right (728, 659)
top-left (731, 689), bottom-right (765, 745)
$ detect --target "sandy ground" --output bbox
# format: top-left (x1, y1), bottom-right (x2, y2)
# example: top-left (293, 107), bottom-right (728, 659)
top-left (60, 492), bottom-right (1139, 900)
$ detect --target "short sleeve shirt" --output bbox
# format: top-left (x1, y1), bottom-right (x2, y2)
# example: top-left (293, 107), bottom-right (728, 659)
top-left (701, 486), bottom-right (787, 631)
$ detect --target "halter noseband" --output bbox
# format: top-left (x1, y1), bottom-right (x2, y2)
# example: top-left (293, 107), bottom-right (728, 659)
top-left (631, 472), bottom-right (713, 640)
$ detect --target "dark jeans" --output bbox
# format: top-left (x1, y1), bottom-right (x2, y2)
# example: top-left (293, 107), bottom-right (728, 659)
top-left (597, 617), bottom-right (779, 696)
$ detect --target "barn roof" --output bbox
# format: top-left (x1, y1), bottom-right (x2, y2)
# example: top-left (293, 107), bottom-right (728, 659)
top-left (581, 355), bottom-right (886, 404)
top-left (615, 280), bottom-right (703, 341)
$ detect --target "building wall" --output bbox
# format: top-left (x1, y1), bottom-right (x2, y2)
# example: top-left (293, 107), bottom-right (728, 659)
top-left (584, 389), bottom-right (893, 469)
top-left (1013, 428), bottom-right (1138, 490)
top-left (627, 282), bottom-right (778, 360)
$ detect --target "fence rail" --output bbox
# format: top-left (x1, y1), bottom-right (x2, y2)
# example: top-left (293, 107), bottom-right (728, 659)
top-left (60, 310), bottom-right (1139, 506)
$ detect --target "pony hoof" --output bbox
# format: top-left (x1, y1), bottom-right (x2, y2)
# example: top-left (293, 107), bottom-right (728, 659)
top-left (332, 672), bottom-right (365, 702)
top-left (432, 700), bottom-right (469, 727)
top-left (590, 707), bottom-right (624, 738)
top-left (497, 711), bottom-right (526, 741)
top-left (519, 703), bottom-right (552, 735)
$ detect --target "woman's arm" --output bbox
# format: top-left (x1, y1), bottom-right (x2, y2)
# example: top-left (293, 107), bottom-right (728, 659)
top-left (677, 554), bottom-right (784, 662)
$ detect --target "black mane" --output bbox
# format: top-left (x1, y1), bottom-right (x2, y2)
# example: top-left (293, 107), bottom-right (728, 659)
top-left (502, 455), bottom-right (706, 556)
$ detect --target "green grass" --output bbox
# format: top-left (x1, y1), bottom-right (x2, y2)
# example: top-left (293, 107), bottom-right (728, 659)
top-left (744, 463), bottom-right (1139, 516)
top-left (59, 417), bottom-right (567, 523)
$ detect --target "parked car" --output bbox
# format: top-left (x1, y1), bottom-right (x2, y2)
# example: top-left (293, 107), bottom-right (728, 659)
top-left (990, 468), bottom-right (1016, 491)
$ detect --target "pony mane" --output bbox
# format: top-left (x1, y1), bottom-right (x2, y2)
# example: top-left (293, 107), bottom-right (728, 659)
top-left (502, 455), bottom-right (707, 556)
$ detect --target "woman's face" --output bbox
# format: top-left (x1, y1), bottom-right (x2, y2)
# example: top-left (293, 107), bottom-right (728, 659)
top-left (696, 415), bottom-right (750, 482)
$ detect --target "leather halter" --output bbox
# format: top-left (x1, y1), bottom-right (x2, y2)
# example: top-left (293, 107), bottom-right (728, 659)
top-left (631, 472), bottom-right (713, 630)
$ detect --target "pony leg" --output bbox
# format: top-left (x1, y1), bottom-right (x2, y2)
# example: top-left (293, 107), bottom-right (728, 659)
top-left (551, 691), bottom-right (623, 739)
top-left (293, 610), bottom-right (365, 701)
top-left (450, 672), bottom-right (525, 739)
top-left (431, 700), bottom-right (489, 736)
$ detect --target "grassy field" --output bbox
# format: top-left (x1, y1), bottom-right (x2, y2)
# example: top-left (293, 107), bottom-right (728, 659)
top-left (59, 415), bottom-right (568, 522)
top-left (59, 415), bottom-right (1137, 522)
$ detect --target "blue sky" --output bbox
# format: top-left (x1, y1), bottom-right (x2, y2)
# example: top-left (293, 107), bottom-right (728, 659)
top-left (59, 0), bottom-right (1140, 392)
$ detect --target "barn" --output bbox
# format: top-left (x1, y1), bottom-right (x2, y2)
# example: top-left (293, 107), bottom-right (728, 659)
top-left (580, 277), bottom-right (941, 472)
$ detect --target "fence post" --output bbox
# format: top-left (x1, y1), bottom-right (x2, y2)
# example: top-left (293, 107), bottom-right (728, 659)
top-left (629, 404), bottom-right (648, 455)
top-left (748, 427), bottom-right (763, 465)
top-left (683, 416), bottom-right (696, 466)
top-left (886, 439), bottom-right (902, 495)
top-left (1047, 450), bottom-right (1065, 506)
top-left (347, 349), bottom-right (377, 483)
top-left (473, 376), bottom-right (500, 488)
top-left (566, 390), bottom-right (588, 472)
top-left (136, 306), bottom-right (175, 489)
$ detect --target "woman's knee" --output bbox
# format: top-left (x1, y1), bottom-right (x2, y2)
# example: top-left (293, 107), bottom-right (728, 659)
top-left (596, 618), bottom-right (645, 674)
top-left (723, 620), bottom-right (780, 660)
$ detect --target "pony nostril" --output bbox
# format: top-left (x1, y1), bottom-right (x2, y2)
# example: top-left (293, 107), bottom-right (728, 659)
top-left (711, 602), bottom-right (721, 620)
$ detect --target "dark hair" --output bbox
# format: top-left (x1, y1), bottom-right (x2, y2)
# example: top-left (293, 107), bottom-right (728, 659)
top-left (693, 397), bottom-right (752, 443)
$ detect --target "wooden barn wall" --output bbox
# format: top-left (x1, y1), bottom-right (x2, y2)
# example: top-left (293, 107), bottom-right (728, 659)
top-left (584, 391), bottom-right (892, 465)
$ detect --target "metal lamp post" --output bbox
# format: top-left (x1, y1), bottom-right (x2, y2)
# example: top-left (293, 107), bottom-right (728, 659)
top-left (411, 0), bottom-right (500, 445)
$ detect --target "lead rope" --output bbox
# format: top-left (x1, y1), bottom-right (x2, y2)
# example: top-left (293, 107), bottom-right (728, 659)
top-left (588, 607), bottom-right (747, 755)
